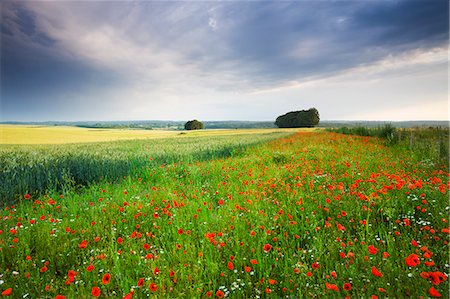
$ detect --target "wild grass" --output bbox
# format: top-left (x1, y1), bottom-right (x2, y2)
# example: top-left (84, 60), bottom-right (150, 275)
top-left (0, 131), bottom-right (448, 298)
top-left (328, 125), bottom-right (449, 167)
top-left (0, 131), bottom-right (292, 204)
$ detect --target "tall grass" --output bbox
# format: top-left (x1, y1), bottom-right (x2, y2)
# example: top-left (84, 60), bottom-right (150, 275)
top-left (0, 132), bottom-right (291, 204)
top-left (0, 131), bottom-right (448, 298)
top-left (328, 125), bottom-right (449, 167)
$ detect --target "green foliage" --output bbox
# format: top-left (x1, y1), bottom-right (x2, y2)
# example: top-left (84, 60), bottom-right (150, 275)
top-left (275, 108), bottom-right (320, 128)
top-left (184, 120), bottom-right (204, 130)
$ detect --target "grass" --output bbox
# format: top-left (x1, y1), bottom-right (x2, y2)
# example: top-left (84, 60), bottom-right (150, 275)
top-left (0, 129), bottom-right (294, 204)
top-left (0, 130), bottom-right (448, 298)
top-left (328, 125), bottom-right (449, 167)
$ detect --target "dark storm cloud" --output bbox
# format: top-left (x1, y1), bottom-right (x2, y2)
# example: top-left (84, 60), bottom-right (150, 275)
top-left (0, 0), bottom-right (448, 121)
top-left (202, 0), bottom-right (449, 87)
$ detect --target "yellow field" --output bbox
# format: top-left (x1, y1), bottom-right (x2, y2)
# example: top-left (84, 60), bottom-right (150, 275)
top-left (0, 125), bottom-right (303, 145)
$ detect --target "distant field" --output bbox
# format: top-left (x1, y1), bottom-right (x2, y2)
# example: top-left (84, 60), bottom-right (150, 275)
top-left (0, 125), bottom-right (300, 144)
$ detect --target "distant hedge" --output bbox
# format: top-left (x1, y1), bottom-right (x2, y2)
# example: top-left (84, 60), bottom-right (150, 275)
top-left (184, 120), bottom-right (204, 130)
top-left (275, 108), bottom-right (320, 128)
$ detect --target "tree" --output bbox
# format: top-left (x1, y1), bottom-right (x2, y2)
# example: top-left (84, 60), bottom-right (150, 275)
top-left (275, 108), bottom-right (320, 128)
top-left (184, 119), bottom-right (204, 130)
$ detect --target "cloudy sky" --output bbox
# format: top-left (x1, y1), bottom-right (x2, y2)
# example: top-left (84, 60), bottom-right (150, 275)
top-left (1, 0), bottom-right (448, 122)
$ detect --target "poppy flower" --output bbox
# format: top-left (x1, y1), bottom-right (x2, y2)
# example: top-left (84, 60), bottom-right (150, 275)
top-left (368, 245), bottom-right (378, 255)
top-left (227, 261), bottom-right (234, 271)
top-left (429, 286), bottom-right (442, 297)
top-left (102, 273), bottom-right (111, 285)
top-left (325, 283), bottom-right (339, 292)
top-left (91, 286), bottom-right (100, 297)
top-left (1, 288), bottom-right (12, 296)
top-left (429, 272), bottom-right (447, 286)
top-left (405, 254), bottom-right (420, 267)
top-left (24, 194), bottom-right (31, 200)
top-left (78, 240), bottom-right (88, 249)
top-left (137, 278), bottom-right (144, 287)
top-left (343, 283), bottom-right (352, 291)
top-left (263, 244), bottom-right (272, 252)
top-left (122, 291), bottom-right (134, 299)
top-left (216, 290), bottom-right (225, 298)
top-left (86, 264), bottom-right (94, 272)
top-left (149, 283), bottom-right (158, 292)
top-left (371, 266), bottom-right (383, 277)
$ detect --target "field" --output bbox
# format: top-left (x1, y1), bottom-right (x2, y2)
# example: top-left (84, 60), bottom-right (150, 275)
top-left (0, 128), bottom-right (449, 298)
top-left (0, 125), bottom-right (296, 145)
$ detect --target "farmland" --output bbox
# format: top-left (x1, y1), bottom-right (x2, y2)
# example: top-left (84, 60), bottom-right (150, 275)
top-left (0, 129), bottom-right (449, 298)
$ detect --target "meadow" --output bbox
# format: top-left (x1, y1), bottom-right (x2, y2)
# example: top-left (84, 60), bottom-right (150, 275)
top-left (0, 128), bottom-right (449, 298)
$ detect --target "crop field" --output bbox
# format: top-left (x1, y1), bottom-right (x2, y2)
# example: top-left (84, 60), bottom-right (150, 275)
top-left (0, 130), bottom-right (449, 298)
top-left (0, 125), bottom-right (298, 145)
top-left (0, 128), bottom-right (294, 204)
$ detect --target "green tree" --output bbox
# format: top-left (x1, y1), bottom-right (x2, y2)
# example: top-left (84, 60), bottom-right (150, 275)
top-left (184, 120), bottom-right (204, 130)
top-left (275, 108), bottom-right (320, 128)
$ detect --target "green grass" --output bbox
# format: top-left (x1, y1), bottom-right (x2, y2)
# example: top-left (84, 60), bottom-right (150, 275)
top-left (328, 125), bottom-right (449, 167)
top-left (0, 131), bottom-right (292, 205)
top-left (0, 131), bottom-right (448, 298)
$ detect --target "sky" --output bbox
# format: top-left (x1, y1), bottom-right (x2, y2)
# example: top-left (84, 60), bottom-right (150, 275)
top-left (1, 0), bottom-right (448, 122)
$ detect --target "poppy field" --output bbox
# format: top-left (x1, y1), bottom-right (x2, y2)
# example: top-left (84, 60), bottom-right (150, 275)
top-left (0, 130), bottom-right (449, 298)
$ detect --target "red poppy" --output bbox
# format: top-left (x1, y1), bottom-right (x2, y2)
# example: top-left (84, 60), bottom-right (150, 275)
top-left (122, 291), bottom-right (134, 299)
top-left (405, 253), bottom-right (420, 267)
top-left (1, 288), bottom-right (12, 296)
top-left (368, 245), bottom-right (378, 255)
top-left (54, 296), bottom-right (66, 299)
top-left (86, 264), bottom-right (94, 272)
top-left (102, 273), bottom-right (111, 285)
top-left (78, 240), bottom-right (88, 249)
top-left (91, 286), bottom-right (101, 297)
top-left (227, 261), bottom-right (234, 271)
top-left (24, 194), bottom-right (31, 200)
top-left (117, 237), bottom-right (123, 244)
top-left (371, 266), bottom-right (383, 277)
top-left (429, 272), bottom-right (447, 286)
top-left (137, 278), bottom-right (144, 287)
top-left (325, 283), bottom-right (339, 292)
top-left (263, 244), bottom-right (272, 252)
top-left (216, 290), bottom-right (225, 298)
top-left (312, 262), bottom-right (320, 269)
top-left (429, 286), bottom-right (442, 297)
top-left (149, 283), bottom-right (158, 292)
top-left (343, 283), bottom-right (352, 291)
top-left (143, 243), bottom-right (150, 250)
